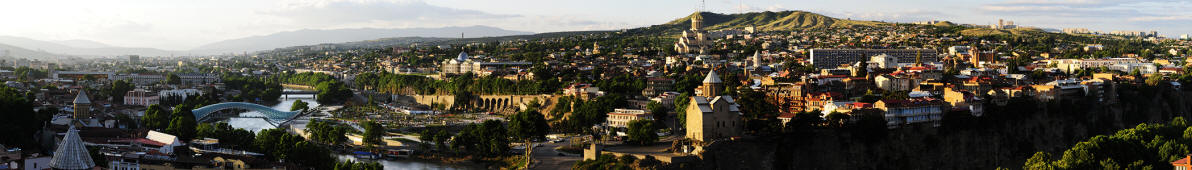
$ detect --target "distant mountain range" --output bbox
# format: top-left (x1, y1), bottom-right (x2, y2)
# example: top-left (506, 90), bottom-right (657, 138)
top-left (192, 26), bottom-right (531, 54)
top-left (0, 25), bottom-right (531, 58)
top-left (0, 36), bottom-right (177, 57)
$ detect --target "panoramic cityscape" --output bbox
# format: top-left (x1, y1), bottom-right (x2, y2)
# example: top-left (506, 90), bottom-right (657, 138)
top-left (2, 0), bottom-right (1192, 170)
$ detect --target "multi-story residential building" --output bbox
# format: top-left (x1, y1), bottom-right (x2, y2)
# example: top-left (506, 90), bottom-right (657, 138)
top-left (875, 74), bottom-right (919, 92)
top-left (760, 82), bottom-right (806, 114)
top-left (810, 49), bottom-right (938, 68)
top-left (111, 74), bottom-right (164, 85)
top-left (176, 73), bottom-right (220, 85)
top-left (642, 77), bottom-right (674, 97)
top-left (875, 97), bottom-right (946, 128)
top-left (124, 89), bottom-right (159, 106)
top-left (943, 87), bottom-right (984, 116)
top-left (804, 92), bottom-right (840, 112)
top-left (1052, 58), bottom-right (1145, 73)
top-left (563, 83), bottom-right (605, 100)
top-left (650, 92), bottom-right (681, 108)
top-left (606, 109), bottom-right (651, 128)
top-left (821, 101), bottom-right (870, 116)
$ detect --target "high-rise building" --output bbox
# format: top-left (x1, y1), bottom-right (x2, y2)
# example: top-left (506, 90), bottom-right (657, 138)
top-left (128, 55), bottom-right (140, 65)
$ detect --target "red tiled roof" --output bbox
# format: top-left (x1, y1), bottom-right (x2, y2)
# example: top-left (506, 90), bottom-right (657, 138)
top-left (1172, 155), bottom-right (1190, 165)
top-left (133, 138), bottom-right (167, 146)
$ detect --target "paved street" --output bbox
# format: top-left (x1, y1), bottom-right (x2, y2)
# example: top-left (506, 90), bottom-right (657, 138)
top-left (529, 140), bottom-right (580, 170)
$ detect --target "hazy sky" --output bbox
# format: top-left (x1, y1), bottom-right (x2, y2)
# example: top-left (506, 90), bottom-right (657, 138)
top-left (1, 0), bottom-right (1190, 50)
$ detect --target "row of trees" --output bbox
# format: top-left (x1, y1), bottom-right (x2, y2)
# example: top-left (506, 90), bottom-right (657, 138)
top-left (273, 72), bottom-right (353, 104)
top-left (194, 122), bottom-right (255, 150)
top-left (353, 72), bottom-right (564, 96)
top-left (305, 120), bottom-right (352, 145)
top-left (141, 104), bottom-right (198, 140)
top-left (222, 73), bottom-right (284, 102)
top-left (254, 128), bottom-right (340, 169)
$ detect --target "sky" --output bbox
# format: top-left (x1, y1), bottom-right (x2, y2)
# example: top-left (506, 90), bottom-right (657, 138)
top-left (1, 0), bottom-right (1190, 50)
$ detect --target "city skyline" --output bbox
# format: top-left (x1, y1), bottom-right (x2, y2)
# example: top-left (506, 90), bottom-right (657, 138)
top-left (2, 0), bottom-right (1191, 50)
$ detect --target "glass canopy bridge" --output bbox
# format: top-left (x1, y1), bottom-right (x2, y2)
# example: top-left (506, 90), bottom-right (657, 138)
top-left (192, 102), bottom-right (305, 127)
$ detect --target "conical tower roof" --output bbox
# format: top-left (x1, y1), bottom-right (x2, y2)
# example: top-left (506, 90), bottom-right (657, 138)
top-left (73, 90), bottom-right (90, 104)
top-left (49, 126), bottom-right (95, 170)
top-left (703, 70), bottom-right (722, 83)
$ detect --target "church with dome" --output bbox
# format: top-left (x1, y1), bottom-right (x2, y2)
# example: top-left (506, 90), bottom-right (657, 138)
top-left (674, 12), bottom-right (711, 54)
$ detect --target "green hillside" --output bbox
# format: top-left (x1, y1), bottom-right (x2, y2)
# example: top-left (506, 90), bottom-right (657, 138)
top-left (660, 11), bottom-right (887, 32)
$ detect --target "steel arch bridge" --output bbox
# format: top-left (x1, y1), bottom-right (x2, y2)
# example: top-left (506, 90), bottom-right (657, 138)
top-left (192, 102), bottom-right (302, 125)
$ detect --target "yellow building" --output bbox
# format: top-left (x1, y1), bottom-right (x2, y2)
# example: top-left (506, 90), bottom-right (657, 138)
top-left (685, 70), bottom-right (743, 143)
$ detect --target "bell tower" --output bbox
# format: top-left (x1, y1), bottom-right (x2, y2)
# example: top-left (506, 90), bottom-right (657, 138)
top-left (700, 70), bottom-right (722, 97)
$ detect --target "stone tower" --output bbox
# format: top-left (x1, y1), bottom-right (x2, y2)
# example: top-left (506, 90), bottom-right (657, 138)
top-left (700, 70), bottom-right (722, 97)
top-left (72, 90), bottom-right (91, 120)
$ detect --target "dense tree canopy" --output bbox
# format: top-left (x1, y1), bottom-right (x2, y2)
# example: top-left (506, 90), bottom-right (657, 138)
top-left (361, 121), bottom-right (385, 146)
top-left (625, 119), bottom-right (659, 145)
top-left (0, 87), bottom-right (49, 150)
top-left (1024, 117), bottom-right (1192, 170)
top-left (452, 120), bottom-right (510, 156)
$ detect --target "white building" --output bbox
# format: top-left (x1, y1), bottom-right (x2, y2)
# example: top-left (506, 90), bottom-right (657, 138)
top-left (606, 109), bottom-right (651, 128)
top-left (144, 131), bottom-right (182, 155)
top-left (123, 89), bottom-right (159, 106)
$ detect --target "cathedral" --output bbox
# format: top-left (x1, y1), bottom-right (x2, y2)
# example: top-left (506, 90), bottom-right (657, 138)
top-left (674, 12), bottom-right (710, 54)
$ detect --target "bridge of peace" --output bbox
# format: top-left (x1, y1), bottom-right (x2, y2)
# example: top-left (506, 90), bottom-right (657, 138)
top-left (191, 102), bottom-right (306, 127)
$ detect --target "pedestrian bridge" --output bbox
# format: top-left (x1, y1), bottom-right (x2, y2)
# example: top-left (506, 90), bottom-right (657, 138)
top-left (192, 102), bottom-right (303, 125)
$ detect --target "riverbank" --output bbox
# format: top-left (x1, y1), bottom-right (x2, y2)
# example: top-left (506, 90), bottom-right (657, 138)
top-left (413, 153), bottom-right (523, 169)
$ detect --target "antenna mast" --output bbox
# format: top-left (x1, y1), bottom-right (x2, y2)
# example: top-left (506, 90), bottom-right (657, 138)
top-left (700, 0), bottom-right (706, 12)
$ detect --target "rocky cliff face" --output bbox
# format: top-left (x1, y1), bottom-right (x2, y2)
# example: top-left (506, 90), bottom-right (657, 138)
top-left (681, 85), bottom-right (1191, 169)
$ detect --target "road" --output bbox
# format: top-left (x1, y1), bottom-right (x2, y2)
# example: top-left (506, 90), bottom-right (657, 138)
top-left (530, 140), bottom-right (580, 170)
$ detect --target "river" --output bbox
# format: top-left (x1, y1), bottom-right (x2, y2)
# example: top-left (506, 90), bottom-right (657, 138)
top-left (226, 89), bottom-right (474, 170)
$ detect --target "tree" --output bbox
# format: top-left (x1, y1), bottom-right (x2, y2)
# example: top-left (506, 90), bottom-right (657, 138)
top-left (0, 87), bottom-right (46, 150)
top-left (107, 80), bottom-right (134, 103)
top-left (452, 120), bottom-right (509, 156)
top-left (509, 110), bottom-right (550, 166)
top-left (646, 101), bottom-right (668, 122)
top-left (1146, 73), bottom-right (1164, 86)
top-left (166, 73), bottom-right (181, 85)
top-left (166, 107), bottom-right (198, 141)
top-left (141, 104), bottom-right (171, 130)
top-left (783, 111), bottom-right (824, 133)
top-left (306, 120), bottom-right (348, 145)
top-left (824, 111), bottom-right (849, 128)
top-left (291, 99), bottom-right (310, 112)
top-left (625, 119), bottom-right (659, 145)
top-left (362, 121), bottom-right (385, 146)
